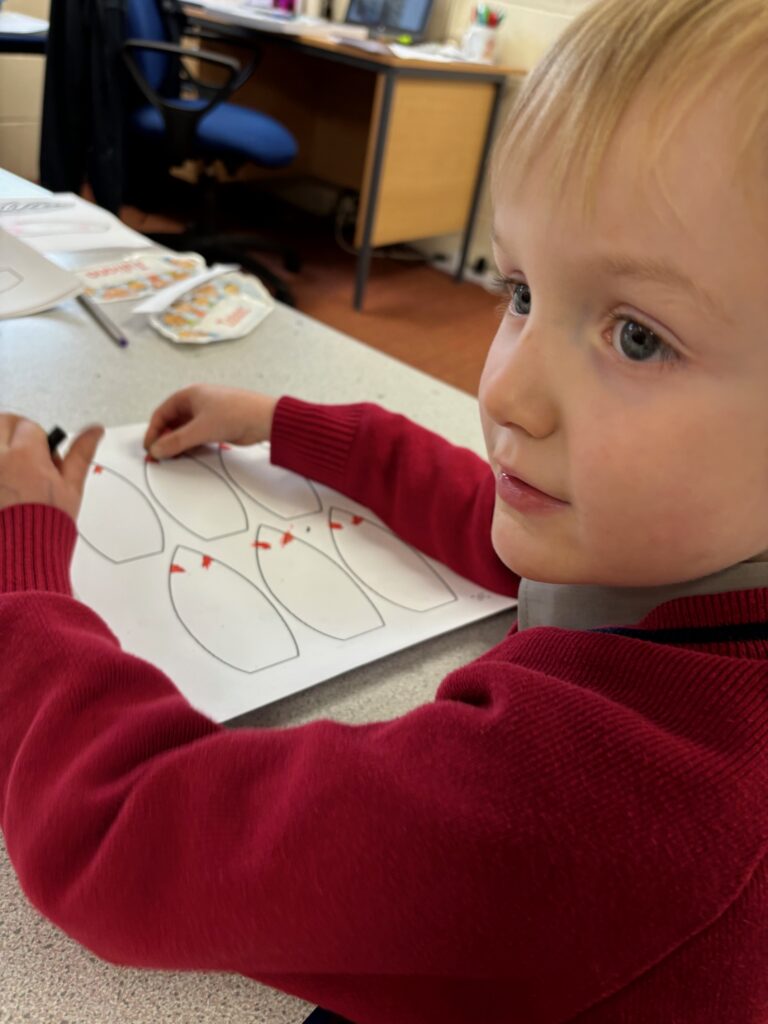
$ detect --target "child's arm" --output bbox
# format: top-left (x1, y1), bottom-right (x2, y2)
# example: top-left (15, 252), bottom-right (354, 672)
top-left (0, 543), bottom-right (542, 1019)
top-left (1, 505), bottom-right (753, 1024)
top-left (0, 514), bottom-right (533, 1009)
top-left (143, 385), bottom-right (277, 458)
top-left (144, 386), bottom-right (515, 596)
top-left (270, 397), bottom-right (515, 595)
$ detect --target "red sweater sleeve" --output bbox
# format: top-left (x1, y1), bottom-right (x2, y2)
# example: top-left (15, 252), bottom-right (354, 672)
top-left (1, 519), bottom-right (765, 1016)
top-left (270, 397), bottom-right (517, 597)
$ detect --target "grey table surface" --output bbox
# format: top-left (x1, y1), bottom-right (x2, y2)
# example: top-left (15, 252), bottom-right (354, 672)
top-left (0, 169), bottom-right (515, 1023)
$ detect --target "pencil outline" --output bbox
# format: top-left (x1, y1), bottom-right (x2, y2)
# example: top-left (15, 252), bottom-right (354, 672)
top-left (328, 506), bottom-right (457, 612)
top-left (168, 544), bottom-right (299, 673)
top-left (78, 462), bottom-right (165, 564)
top-left (145, 453), bottom-right (249, 540)
top-left (254, 524), bottom-right (385, 640)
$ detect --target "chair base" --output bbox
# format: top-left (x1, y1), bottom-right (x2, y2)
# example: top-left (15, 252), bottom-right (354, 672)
top-left (148, 229), bottom-right (299, 307)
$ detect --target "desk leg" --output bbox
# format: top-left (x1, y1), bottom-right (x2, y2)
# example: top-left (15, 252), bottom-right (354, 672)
top-left (354, 71), bottom-right (395, 311)
top-left (455, 80), bottom-right (505, 284)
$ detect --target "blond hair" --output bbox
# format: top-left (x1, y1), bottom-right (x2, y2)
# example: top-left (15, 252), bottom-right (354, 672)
top-left (494, 0), bottom-right (768, 209)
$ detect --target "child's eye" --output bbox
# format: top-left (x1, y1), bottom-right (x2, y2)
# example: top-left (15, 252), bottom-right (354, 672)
top-left (608, 315), bottom-right (679, 365)
top-left (494, 276), bottom-right (531, 317)
top-left (509, 282), bottom-right (531, 317)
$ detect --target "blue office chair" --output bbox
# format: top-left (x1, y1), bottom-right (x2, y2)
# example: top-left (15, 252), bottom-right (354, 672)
top-left (122, 0), bottom-right (300, 304)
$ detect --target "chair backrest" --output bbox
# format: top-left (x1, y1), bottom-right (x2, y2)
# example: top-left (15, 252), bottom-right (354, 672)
top-left (124, 0), bottom-right (171, 93)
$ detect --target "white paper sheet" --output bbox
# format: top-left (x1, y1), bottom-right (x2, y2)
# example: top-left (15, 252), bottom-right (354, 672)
top-left (71, 424), bottom-right (516, 722)
top-left (185, 0), bottom-right (368, 38)
top-left (390, 44), bottom-right (457, 61)
top-left (0, 227), bottom-right (81, 318)
top-left (0, 193), bottom-right (152, 253)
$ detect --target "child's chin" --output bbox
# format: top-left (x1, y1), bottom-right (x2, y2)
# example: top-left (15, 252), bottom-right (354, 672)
top-left (494, 539), bottom-right (613, 586)
top-left (492, 535), bottom-right (569, 584)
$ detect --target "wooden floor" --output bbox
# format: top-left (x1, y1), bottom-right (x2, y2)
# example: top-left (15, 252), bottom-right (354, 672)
top-left (120, 198), bottom-right (501, 396)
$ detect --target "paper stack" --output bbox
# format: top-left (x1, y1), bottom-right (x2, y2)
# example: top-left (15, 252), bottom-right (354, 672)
top-left (185, 0), bottom-right (369, 38)
top-left (0, 193), bottom-right (151, 254)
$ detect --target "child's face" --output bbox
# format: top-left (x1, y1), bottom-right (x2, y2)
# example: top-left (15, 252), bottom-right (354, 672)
top-left (480, 84), bottom-right (768, 586)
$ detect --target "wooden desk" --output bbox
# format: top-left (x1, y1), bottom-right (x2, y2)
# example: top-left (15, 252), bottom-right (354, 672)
top-left (188, 14), bottom-right (521, 309)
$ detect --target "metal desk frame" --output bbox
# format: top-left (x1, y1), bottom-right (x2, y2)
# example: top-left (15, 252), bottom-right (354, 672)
top-left (187, 17), bottom-right (512, 310)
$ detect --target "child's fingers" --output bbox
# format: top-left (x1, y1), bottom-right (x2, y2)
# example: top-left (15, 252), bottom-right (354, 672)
top-left (143, 408), bottom-right (178, 453)
top-left (143, 389), bottom-right (197, 453)
top-left (148, 419), bottom-right (209, 460)
top-left (61, 425), bottom-right (104, 493)
top-left (0, 413), bottom-right (26, 448)
top-left (10, 417), bottom-right (48, 454)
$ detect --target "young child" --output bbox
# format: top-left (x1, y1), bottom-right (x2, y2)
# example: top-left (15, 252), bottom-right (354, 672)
top-left (1, 0), bottom-right (767, 1020)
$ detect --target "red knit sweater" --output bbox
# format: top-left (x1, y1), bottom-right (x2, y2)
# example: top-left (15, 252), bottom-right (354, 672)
top-left (1, 398), bottom-right (767, 1024)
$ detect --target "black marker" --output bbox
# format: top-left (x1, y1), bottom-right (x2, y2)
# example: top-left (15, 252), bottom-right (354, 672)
top-left (47, 426), bottom-right (67, 455)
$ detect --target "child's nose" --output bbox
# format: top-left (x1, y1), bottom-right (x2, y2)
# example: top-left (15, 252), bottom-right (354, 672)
top-left (479, 322), bottom-right (559, 440)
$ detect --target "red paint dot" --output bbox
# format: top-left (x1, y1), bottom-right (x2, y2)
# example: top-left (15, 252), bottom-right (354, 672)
top-left (219, 443), bottom-right (231, 451)
top-left (351, 515), bottom-right (363, 525)
top-left (201, 555), bottom-right (213, 569)
top-left (145, 453), bottom-right (158, 464)
top-left (170, 564), bottom-right (185, 574)
top-left (253, 540), bottom-right (272, 550)
top-left (280, 531), bottom-right (295, 547)
top-left (93, 464), bottom-right (103, 475)
top-left (330, 521), bottom-right (343, 530)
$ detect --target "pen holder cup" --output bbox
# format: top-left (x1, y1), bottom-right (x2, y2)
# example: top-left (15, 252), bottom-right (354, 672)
top-left (462, 24), bottom-right (497, 63)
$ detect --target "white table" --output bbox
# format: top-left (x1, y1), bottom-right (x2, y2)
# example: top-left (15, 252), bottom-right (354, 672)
top-left (0, 168), bottom-right (515, 1024)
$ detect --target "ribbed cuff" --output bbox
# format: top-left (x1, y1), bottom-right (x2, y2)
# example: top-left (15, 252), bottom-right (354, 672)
top-left (0, 504), bottom-right (77, 595)
top-left (270, 396), bottom-right (366, 493)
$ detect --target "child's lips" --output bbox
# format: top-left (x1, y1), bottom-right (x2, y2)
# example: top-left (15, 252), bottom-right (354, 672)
top-left (495, 467), bottom-right (569, 514)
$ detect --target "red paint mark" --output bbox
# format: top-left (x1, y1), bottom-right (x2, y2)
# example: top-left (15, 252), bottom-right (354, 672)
top-left (252, 540), bottom-right (272, 550)
top-left (201, 555), bottom-right (213, 569)
top-left (330, 520), bottom-right (343, 530)
top-left (280, 531), bottom-right (295, 547)
top-left (93, 464), bottom-right (103, 475)
top-left (170, 564), bottom-right (185, 574)
top-left (351, 514), bottom-right (363, 525)
top-left (145, 453), bottom-right (158, 463)
top-left (219, 443), bottom-right (231, 451)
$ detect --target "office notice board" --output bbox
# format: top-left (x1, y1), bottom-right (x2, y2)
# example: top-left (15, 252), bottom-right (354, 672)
top-left (71, 424), bottom-right (516, 722)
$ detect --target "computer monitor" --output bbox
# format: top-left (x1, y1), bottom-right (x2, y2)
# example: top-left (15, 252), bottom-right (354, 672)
top-left (344, 0), bottom-right (434, 39)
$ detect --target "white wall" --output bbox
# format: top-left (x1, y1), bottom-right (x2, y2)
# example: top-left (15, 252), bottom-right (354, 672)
top-left (0, 0), bottom-right (49, 181)
top-left (420, 0), bottom-right (591, 271)
top-left (448, 0), bottom-right (588, 70)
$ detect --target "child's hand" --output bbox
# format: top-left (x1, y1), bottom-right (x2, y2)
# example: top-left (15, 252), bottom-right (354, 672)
top-left (0, 415), bottom-right (103, 520)
top-left (144, 385), bottom-right (278, 460)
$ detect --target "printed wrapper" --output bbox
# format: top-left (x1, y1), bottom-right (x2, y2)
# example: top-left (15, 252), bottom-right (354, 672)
top-left (149, 271), bottom-right (274, 344)
top-left (80, 252), bottom-right (206, 303)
